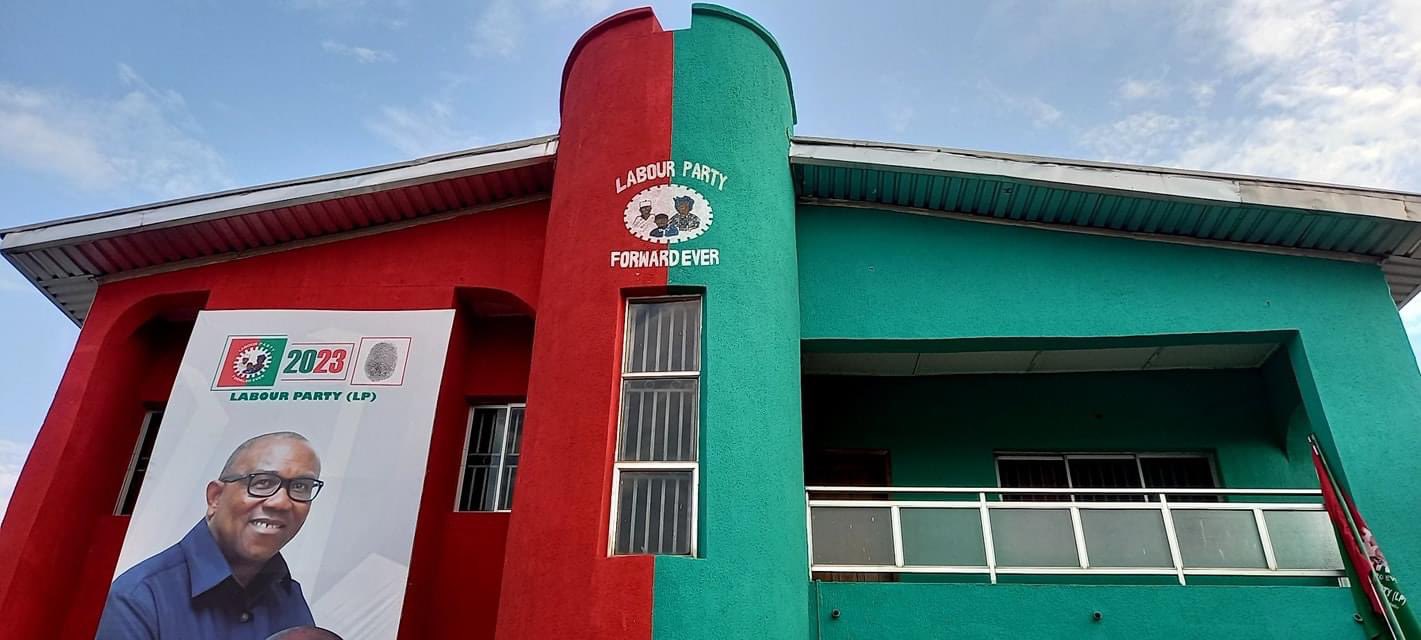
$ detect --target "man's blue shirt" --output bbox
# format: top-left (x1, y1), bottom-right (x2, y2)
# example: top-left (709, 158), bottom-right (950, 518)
top-left (96, 519), bottom-right (314, 639)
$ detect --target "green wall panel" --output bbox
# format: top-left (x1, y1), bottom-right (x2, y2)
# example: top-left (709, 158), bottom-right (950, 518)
top-left (797, 206), bottom-right (1421, 638)
top-left (803, 369), bottom-right (1319, 491)
top-left (815, 582), bottom-right (1360, 639)
top-left (655, 5), bottom-right (806, 640)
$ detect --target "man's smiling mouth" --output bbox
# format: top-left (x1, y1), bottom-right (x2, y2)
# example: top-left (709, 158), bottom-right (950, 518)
top-left (249, 518), bottom-right (286, 531)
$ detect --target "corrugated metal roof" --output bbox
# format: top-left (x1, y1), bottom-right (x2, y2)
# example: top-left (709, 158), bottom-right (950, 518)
top-left (10, 133), bottom-right (1421, 326)
top-left (790, 137), bottom-right (1421, 306)
top-left (2, 136), bottom-right (557, 324)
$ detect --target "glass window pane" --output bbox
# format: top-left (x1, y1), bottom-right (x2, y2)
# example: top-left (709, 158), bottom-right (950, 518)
top-left (497, 407), bottom-right (525, 511)
top-left (1080, 509), bottom-right (1173, 568)
top-left (119, 410), bottom-right (164, 516)
top-left (626, 299), bottom-right (701, 373)
top-left (615, 471), bottom-right (693, 555)
top-left (997, 458), bottom-right (1070, 502)
top-left (460, 407), bottom-right (508, 512)
top-left (810, 507), bottom-right (895, 566)
top-left (618, 378), bottom-right (698, 462)
top-left (990, 508), bottom-right (1080, 567)
top-left (1265, 510), bottom-right (1344, 570)
top-left (1173, 509), bottom-right (1268, 569)
top-left (900, 508), bottom-right (986, 567)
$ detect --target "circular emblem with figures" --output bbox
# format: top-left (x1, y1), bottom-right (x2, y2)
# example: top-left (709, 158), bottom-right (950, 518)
top-left (623, 184), bottom-right (713, 244)
top-left (231, 344), bottom-right (275, 382)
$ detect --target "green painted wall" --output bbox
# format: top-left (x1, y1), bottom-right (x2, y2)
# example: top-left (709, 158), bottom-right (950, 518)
top-left (797, 206), bottom-right (1421, 638)
top-left (655, 5), bottom-right (807, 640)
top-left (803, 369), bottom-right (1319, 491)
top-left (814, 582), bottom-right (1360, 639)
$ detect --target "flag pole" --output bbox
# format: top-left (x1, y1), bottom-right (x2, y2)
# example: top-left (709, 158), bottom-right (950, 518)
top-left (1310, 433), bottom-right (1406, 640)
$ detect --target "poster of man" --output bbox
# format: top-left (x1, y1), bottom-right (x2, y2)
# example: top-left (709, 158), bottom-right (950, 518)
top-left (98, 309), bottom-right (455, 640)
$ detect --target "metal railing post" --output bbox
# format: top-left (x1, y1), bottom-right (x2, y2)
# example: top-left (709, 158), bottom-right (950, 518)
top-left (1159, 493), bottom-right (1187, 585)
top-left (979, 492), bottom-right (997, 584)
top-left (804, 491), bottom-right (815, 578)
top-left (1254, 508), bottom-right (1278, 571)
top-left (803, 486), bottom-right (1336, 584)
top-left (1069, 506), bottom-right (1090, 569)
top-left (891, 505), bottom-right (905, 568)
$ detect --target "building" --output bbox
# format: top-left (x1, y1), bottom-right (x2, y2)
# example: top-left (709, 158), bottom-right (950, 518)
top-left (4, 4), bottom-right (1421, 638)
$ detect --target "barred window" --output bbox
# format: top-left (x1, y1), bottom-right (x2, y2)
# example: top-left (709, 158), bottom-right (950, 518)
top-left (116, 409), bottom-right (164, 515)
top-left (996, 452), bottom-right (1218, 502)
top-left (457, 404), bottom-right (525, 512)
top-left (611, 297), bottom-right (700, 556)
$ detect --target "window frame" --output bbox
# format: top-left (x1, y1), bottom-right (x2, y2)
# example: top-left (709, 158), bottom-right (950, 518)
top-left (993, 451), bottom-right (1220, 502)
top-left (608, 295), bottom-right (702, 557)
top-left (115, 408), bottom-right (164, 516)
top-left (455, 402), bottom-right (526, 513)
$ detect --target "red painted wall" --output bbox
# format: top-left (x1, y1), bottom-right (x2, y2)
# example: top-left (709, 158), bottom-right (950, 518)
top-left (402, 315), bottom-right (534, 640)
top-left (0, 203), bottom-right (547, 640)
top-left (494, 9), bottom-right (673, 639)
top-left (0, 11), bottom-right (681, 640)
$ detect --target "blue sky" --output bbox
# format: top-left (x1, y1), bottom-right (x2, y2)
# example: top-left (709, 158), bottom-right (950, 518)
top-left (3, 0), bottom-right (1421, 517)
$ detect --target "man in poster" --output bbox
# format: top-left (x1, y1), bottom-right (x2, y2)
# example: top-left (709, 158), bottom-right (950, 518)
top-left (97, 432), bottom-right (325, 639)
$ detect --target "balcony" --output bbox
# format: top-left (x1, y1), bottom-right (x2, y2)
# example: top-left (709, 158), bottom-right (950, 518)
top-left (799, 341), bottom-right (1362, 635)
top-left (807, 486), bottom-right (1344, 584)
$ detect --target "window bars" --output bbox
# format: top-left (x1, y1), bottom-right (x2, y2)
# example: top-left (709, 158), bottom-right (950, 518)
top-left (610, 297), bottom-right (702, 556)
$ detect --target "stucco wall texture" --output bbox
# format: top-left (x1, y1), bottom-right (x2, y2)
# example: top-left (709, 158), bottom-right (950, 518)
top-left (657, 5), bottom-right (807, 640)
top-left (797, 206), bottom-right (1421, 638)
top-left (5, 4), bottom-right (1421, 640)
top-left (803, 369), bottom-right (1321, 490)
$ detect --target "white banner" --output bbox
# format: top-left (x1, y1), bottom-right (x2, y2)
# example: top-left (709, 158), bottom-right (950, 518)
top-left (102, 309), bottom-right (454, 640)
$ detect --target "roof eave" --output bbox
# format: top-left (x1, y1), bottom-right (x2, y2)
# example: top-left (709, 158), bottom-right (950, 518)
top-left (1, 135), bottom-right (559, 252)
top-left (790, 136), bottom-right (1421, 223)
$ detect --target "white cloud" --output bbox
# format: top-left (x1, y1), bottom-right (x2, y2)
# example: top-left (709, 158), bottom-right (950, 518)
top-left (364, 100), bottom-right (483, 157)
top-left (470, 0), bottom-right (523, 58)
top-left (1017, 96), bottom-right (1063, 128)
top-left (469, 0), bottom-right (615, 58)
top-left (535, 0), bottom-right (614, 16)
top-left (886, 105), bottom-right (915, 134)
top-left (321, 40), bottom-right (396, 63)
top-left (0, 436), bottom-right (34, 523)
top-left (1084, 0), bottom-right (1421, 191)
top-left (1080, 111), bottom-right (1193, 162)
top-left (0, 64), bottom-right (231, 198)
top-left (1190, 83), bottom-right (1217, 108)
top-left (1119, 78), bottom-right (1169, 100)
top-left (979, 81), bottom-right (1063, 129)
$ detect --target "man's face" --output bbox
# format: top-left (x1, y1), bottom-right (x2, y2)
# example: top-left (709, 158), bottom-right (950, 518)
top-left (639, 204), bottom-right (652, 219)
top-left (206, 438), bottom-right (320, 570)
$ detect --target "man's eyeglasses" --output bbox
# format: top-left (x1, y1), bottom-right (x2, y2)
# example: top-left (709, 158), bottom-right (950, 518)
top-left (219, 472), bottom-right (325, 502)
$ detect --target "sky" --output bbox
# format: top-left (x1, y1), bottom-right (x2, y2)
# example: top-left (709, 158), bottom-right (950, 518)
top-left (3, 0), bottom-right (1421, 519)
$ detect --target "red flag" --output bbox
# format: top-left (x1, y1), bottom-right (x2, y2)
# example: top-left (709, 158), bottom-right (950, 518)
top-left (1312, 444), bottom-right (1385, 616)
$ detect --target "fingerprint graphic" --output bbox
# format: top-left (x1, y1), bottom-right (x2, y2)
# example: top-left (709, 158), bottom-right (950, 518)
top-left (364, 342), bottom-right (400, 381)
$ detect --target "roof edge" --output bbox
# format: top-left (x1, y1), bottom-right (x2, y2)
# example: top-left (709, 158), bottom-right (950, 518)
top-left (790, 136), bottom-right (1421, 221)
top-left (2, 135), bottom-right (558, 251)
top-left (792, 136), bottom-right (1421, 201)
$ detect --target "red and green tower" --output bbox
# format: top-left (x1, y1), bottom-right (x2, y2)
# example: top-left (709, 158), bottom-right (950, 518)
top-left (496, 5), bottom-right (806, 639)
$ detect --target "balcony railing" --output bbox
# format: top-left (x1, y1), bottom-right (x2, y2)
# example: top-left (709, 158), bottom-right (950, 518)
top-left (806, 486), bottom-right (1345, 585)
